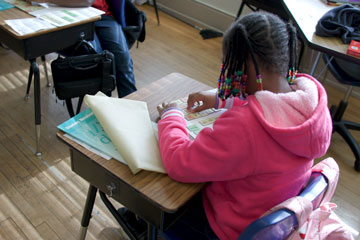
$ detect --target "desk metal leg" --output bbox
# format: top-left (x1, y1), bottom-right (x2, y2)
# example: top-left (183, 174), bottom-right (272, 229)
top-left (310, 52), bottom-right (321, 76)
top-left (147, 224), bottom-right (157, 240)
top-left (25, 63), bottom-right (33, 100)
top-left (80, 185), bottom-right (98, 240)
top-left (99, 191), bottom-right (145, 240)
top-left (30, 59), bottom-right (42, 156)
top-left (152, 0), bottom-right (160, 25)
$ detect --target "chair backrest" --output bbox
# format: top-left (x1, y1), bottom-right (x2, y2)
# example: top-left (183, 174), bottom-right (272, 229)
top-left (238, 172), bottom-right (328, 240)
top-left (322, 53), bottom-right (360, 86)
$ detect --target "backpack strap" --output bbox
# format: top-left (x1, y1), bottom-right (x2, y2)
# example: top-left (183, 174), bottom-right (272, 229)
top-left (101, 52), bottom-right (112, 92)
top-left (65, 96), bottom-right (84, 117)
top-left (65, 99), bottom-right (75, 117)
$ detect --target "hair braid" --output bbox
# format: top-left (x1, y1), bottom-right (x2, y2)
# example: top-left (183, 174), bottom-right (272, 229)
top-left (286, 23), bottom-right (298, 84)
top-left (218, 12), bottom-right (296, 99)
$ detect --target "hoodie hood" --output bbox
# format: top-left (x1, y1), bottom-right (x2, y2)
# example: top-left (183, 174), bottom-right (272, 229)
top-left (249, 73), bottom-right (332, 159)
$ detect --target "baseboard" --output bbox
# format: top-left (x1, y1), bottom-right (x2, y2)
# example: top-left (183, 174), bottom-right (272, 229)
top-left (156, 0), bottom-right (239, 32)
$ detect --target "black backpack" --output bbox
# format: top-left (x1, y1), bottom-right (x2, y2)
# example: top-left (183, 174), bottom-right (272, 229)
top-left (51, 40), bottom-right (116, 117)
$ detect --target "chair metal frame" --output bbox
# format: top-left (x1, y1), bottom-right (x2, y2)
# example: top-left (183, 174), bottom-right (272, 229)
top-left (238, 172), bottom-right (328, 240)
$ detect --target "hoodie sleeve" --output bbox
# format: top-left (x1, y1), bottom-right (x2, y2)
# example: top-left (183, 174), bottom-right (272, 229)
top-left (158, 107), bottom-right (255, 183)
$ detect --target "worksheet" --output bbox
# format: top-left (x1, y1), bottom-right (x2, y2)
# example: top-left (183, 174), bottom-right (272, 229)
top-left (173, 98), bottom-right (227, 139)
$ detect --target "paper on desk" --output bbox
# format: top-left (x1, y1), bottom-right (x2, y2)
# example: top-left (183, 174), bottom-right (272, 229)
top-left (30, 7), bottom-right (104, 27)
top-left (84, 92), bottom-right (166, 174)
top-left (5, 18), bottom-right (55, 35)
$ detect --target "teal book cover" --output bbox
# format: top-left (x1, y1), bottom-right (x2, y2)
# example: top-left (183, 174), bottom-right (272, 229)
top-left (0, 0), bottom-right (14, 11)
top-left (57, 108), bottom-right (125, 164)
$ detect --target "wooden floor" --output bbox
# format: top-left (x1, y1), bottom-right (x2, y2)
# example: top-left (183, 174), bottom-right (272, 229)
top-left (0, 4), bottom-right (359, 239)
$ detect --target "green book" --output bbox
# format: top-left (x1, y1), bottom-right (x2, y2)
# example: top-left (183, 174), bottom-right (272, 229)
top-left (0, 0), bottom-right (14, 11)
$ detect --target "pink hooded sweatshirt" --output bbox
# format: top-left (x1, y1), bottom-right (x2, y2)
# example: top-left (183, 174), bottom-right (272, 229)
top-left (157, 74), bottom-right (332, 240)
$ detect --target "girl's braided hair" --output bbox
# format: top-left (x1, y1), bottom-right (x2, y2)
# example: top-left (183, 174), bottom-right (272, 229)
top-left (219, 12), bottom-right (298, 99)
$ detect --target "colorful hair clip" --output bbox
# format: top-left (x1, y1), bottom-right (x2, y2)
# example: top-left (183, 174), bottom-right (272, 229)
top-left (287, 67), bottom-right (297, 85)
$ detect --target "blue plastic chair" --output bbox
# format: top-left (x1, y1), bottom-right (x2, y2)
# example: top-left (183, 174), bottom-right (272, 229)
top-left (238, 172), bottom-right (328, 240)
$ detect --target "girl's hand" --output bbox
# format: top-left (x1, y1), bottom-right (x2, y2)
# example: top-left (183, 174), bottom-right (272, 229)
top-left (157, 101), bottom-right (179, 116)
top-left (187, 90), bottom-right (217, 112)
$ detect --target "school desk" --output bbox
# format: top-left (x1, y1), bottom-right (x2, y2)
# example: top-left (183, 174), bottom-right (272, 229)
top-left (281, 0), bottom-right (360, 74)
top-left (57, 73), bottom-right (209, 240)
top-left (0, 7), bottom-right (100, 156)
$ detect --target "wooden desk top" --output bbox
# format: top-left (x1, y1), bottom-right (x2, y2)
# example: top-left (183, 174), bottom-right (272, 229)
top-left (282, 0), bottom-right (360, 64)
top-left (0, 7), bottom-right (100, 39)
top-left (57, 73), bottom-right (211, 212)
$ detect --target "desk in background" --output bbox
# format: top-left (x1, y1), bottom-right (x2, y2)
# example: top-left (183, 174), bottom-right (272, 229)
top-left (57, 73), bottom-right (209, 240)
top-left (0, 7), bottom-right (100, 155)
top-left (282, 0), bottom-right (360, 74)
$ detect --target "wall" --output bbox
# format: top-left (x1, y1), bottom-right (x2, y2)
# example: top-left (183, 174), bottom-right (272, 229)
top-left (156, 0), bottom-right (244, 32)
top-left (193, 0), bottom-right (240, 16)
top-left (155, 0), bottom-right (358, 97)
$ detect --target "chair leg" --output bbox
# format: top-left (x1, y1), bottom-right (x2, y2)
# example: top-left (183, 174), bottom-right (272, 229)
top-left (344, 120), bottom-right (360, 131)
top-left (297, 36), bottom-right (305, 68)
top-left (333, 122), bottom-right (360, 172)
top-left (99, 191), bottom-right (147, 240)
top-left (41, 55), bottom-right (51, 87)
top-left (152, 0), bottom-right (160, 25)
top-left (236, 2), bottom-right (246, 18)
top-left (333, 100), bottom-right (348, 122)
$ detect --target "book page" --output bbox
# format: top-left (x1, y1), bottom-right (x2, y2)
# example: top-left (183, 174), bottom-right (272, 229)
top-left (30, 7), bottom-right (104, 27)
top-left (5, 18), bottom-right (55, 35)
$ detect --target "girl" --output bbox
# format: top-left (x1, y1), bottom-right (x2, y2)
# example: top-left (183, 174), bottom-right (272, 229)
top-left (157, 12), bottom-right (332, 239)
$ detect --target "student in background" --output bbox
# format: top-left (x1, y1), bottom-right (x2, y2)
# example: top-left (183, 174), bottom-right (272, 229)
top-left (157, 12), bottom-right (333, 239)
top-left (28, 0), bottom-right (137, 98)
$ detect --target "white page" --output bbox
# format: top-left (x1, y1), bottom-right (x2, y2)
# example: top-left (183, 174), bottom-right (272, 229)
top-left (5, 18), bottom-right (55, 35)
top-left (30, 6), bottom-right (104, 27)
top-left (64, 134), bottom-right (112, 160)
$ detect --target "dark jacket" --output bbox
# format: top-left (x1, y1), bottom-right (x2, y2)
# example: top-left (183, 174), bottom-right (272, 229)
top-left (315, 4), bottom-right (360, 44)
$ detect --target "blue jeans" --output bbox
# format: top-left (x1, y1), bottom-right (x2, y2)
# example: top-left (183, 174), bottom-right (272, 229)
top-left (161, 193), bottom-right (219, 240)
top-left (92, 15), bottom-right (137, 98)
